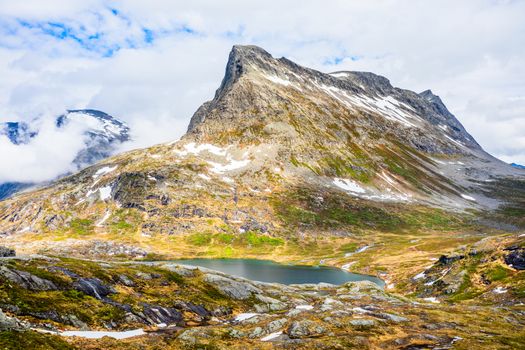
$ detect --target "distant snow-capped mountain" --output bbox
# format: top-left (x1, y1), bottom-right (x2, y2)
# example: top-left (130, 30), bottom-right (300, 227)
top-left (56, 109), bottom-right (130, 168)
top-left (0, 109), bottom-right (130, 200)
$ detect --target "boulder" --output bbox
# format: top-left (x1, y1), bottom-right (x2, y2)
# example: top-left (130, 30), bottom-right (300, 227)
top-left (377, 312), bottom-right (409, 323)
top-left (342, 280), bottom-right (383, 293)
top-left (73, 278), bottom-right (115, 299)
top-left (163, 264), bottom-right (197, 277)
top-left (0, 247), bottom-right (15, 257)
top-left (0, 266), bottom-right (57, 291)
top-left (438, 255), bottom-right (464, 265)
top-left (254, 294), bottom-right (287, 312)
top-left (505, 249), bottom-right (525, 270)
top-left (138, 303), bottom-right (184, 326)
top-left (287, 320), bottom-right (326, 338)
top-left (117, 274), bottom-right (135, 287)
top-left (228, 328), bottom-right (245, 338)
top-left (350, 319), bottom-right (376, 328)
top-left (0, 309), bottom-right (22, 330)
top-left (266, 318), bottom-right (288, 333)
top-left (203, 273), bottom-right (262, 300)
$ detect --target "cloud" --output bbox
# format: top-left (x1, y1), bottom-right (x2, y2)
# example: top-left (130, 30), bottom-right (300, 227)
top-left (0, 0), bottom-right (524, 186)
top-left (0, 115), bottom-right (91, 183)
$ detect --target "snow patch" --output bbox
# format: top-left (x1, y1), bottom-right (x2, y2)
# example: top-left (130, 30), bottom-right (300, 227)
top-left (423, 297), bottom-right (440, 304)
top-left (356, 245), bottom-right (370, 253)
top-left (341, 262), bottom-right (356, 271)
top-left (413, 271), bottom-right (426, 280)
top-left (329, 72), bottom-right (350, 78)
top-left (263, 74), bottom-right (292, 86)
top-left (174, 142), bottom-right (226, 157)
top-left (234, 313), bottom-right (258, 322)
top-left (352, 307), bottom-right (370, 314)
top-left (461, 194), bottom-right (476, 202)
top-left (444, 134), bottom-right (465, 148)
top-left (493, 287), bottom-right (507, 294)
top-left (99, 186), bottom-right (112, 201)
top-left (261, 331), bottom-right (283, 341)
top-left (221, 176), bottom-right (234, 183)
top-left (333, 178), bottom-right (365, 194)
top-left (93, 165), bottom-right (117, 179)
top-left (60, 329), bottom-right (145, 339)
top-left (198, 173), bottom-right (211, 181)
top-left (295, 305), bottom-right (314, 310)
top-left (314, 83), bottom-right (420, 128)
top-left (208, 159), bottom-right (250, 173)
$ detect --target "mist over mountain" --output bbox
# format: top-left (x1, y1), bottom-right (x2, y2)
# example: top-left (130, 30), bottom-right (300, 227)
top-left (0, 109), bottom-right (130, 199)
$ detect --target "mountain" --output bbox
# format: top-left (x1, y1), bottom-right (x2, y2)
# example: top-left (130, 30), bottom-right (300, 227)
top-left (0, 45), bottom-right (524, 349)
top-left (511, 162), bottom-right (525, 169)
top-left (55, 109), bottom-right (130, 168)
top-left (0, 109), bottom-right (130, 199)
top-left (1, 45), bottom-right (523, 242)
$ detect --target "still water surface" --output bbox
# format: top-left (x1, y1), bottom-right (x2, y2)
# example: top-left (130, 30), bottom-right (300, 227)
top-left (171, 258), bottom-right (384, 286)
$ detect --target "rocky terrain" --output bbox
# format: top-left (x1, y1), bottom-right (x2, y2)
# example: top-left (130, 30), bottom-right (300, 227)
top-left (0, 45), bottom-right (524, 349)
top-left (0, 253), bottom-right (523, 349)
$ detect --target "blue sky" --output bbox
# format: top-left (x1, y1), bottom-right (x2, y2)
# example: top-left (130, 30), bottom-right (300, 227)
top-left (0, 0), bottom-right (524, 182)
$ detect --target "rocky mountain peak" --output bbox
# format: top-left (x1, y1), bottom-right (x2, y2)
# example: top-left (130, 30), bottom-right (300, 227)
top-left (187, 45), bottom-right (482, 156)
top-left (215, 45), bottom-right (276, 99)
top-left (419, 89), bottom-right (451, 116)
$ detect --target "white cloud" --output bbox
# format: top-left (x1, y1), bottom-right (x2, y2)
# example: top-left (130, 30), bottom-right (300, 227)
top-left (0, 115), bottom-right (90, 183)
top-left (0, 0), bottom-right (524, 187)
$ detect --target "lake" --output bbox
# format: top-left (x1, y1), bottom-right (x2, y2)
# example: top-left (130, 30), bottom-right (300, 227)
top-left (170, 258), bottom-right (384, 287)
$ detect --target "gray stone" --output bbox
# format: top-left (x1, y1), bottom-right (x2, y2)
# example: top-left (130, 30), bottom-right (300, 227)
top-left (0, 309), bottom-right (21, 330)
top-left (350, 319), bottom-right (376, 328)
top-left (73, 278), bottom-right (115, 299)
top-left (228, 328), bottom-right (245, 338)
top-left (377, 312), bottom-right (408, 323)
top-left (164, 264), bottom-right (196, 277)
top-left (0, 266), bottom-right (57, 291)
top-left (287, 320), bottom-right (326, 338)
top-left (343, 281), bottom-right (383, 294)
top-left (0, 247), bottom-right (15, 257)
top-left (266, 318), bottom-right (288, 333)
top-left (255, 294), bottom-right (287, 310)
top-left (117, 274), bottom-right (135, 287)
top-left (203, 273), bottom-right (262, 300)
top-left (249, 326), bottom-right (264, 338)
top-left (137, 303), bottom-right (183, 326)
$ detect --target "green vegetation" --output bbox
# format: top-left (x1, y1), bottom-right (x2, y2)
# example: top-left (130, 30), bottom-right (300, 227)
top-left (69, 218), bottom-right (94, 236)
top-left (242, 231), bottom-right (283, 247)
top-left (108, 209), bottom-right (142, 234)
top-left (271, 186), bottom-right (469, 232)
top-left (186, 232), bottom-right (213, 246)
top-left (0, 331), bottom-right (74, 350)
top-left (485, 265), bottom-right (509, 282)
top-left (322, 155), bottom-right (372, 183)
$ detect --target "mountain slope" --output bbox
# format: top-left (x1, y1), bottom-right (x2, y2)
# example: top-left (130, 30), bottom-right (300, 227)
top-left (0, 45), bottom-right (523, 265)
top-left (0, 109), bottom-right (130, 200)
